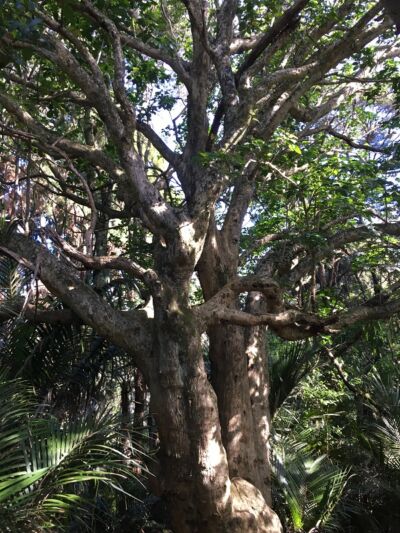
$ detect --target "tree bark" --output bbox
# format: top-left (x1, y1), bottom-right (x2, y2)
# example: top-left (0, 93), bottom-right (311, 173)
top-left (209, 324), bottom-right (264, 490)
top-left (149, 306), bottom-right (281, 532)
top-left (145, 243), bottom-right (281, 532)
top-left (195, 226), bottom-right (279, 527)
top-left (245, 294), bottom-right (274, 505)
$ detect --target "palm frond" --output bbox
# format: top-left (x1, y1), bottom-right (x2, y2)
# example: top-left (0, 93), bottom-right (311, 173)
top-left (0, 375), bottom-right (145, 531)
top-left (273, 437), bottom-right (351, 532)
top-left (269, 340), bottom-right (316, 418)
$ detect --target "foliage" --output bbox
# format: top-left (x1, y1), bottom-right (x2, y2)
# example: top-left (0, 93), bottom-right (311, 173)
top-left (268, 324), bottom-right (400, 532)
top-left (0, 374), bottom-right (144, 532)
top-left (273, 439), bottom-right (351, 532)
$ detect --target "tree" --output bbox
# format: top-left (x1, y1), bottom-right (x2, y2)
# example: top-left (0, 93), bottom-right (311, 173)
top-left (0, 0), bottom-right (399, 530)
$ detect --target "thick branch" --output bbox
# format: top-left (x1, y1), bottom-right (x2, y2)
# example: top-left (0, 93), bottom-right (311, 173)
top-left (211, 0), bottom-right (240, 130)
top-left (196, 269), bottom-right (400, 339)
top-left (221, 162), bottom-right (258, 260)
top-left (289, 221), bottom-right (400, 284)
top-left (181, 0), bottom-right (211, 177)
top-left (318, 126), bottom-right (388, 153)
top-left (236, 0), bottom-right (310, 79)
top-left (50, 233), bottom-right (158, 285)
top-left (196, 275), bottom-right (284, 318)
top-left (0, 235), bottom-right (152, 375)
top-left (120, 33), bottom-right (190, 87)
top-left (207, 0), bottom-right (309, 148)
top-left (79, 0), bottom-right (136, 133)
top-left (199, 296), bottom-right (400, 340)
top-left (0, 297), bottom-right (76, 325)
top-left (136, 120), bottom-right (182, 170)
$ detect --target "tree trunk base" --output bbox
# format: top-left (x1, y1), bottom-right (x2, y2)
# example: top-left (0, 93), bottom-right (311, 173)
top-left (228, 478), bottom-right (282, 533)
top-left (168, 478), bottom-right (282, 533)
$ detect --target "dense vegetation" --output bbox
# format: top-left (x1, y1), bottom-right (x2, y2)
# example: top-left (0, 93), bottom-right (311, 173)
top-left (0, 0), bottom-right (400, 531)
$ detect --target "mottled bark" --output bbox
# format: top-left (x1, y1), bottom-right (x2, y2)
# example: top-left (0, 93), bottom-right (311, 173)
top-left (149, 301), bottom-right (281, 532)
top-left (209, 324), bottom-right (261, 485)
top-left (197, 229), bottom-right (274, 505)
top-left (245, 294), bottom-right (274, 505)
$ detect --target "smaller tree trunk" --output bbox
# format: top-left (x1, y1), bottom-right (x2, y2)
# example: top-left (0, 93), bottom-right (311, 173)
top-left (209, 324), bottom-right (263, 487)
top-left (120, 379), bottom-right (132, 458)
top-left (133, 367), bottom-right (146, 435)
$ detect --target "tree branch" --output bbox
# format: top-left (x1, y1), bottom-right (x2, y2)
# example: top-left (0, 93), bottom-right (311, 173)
top-left (196, 267), bottom-right (400, 340)
top-left (254, 12), bottom-right (388, 142)
top-left (0, 92), bottom-right (122, 177)
top-left (289, 221), bottom-right (400, 284)
top-left (236, 0), bottom-right (310, 79)
top-left (120, 33), bottom-right (190, 87)
top-left (180, 0), bottom-right (211, 181)
top-left (0, 296), bottom-right (76, 325)
top-left (136, 120), bottom-right (182, 170)
top-left (0, 90), bottom-right (179, 236)
top-left (315, 125), bottom-right (388, 153)
top-left (0, 235), bottom-right (152, 375)
top-left (49, 231), bottom-right (158, 286)
top-left (198, 294), bottom-right (400, 340)
top-left (79, 0), bottom-right (136, 133)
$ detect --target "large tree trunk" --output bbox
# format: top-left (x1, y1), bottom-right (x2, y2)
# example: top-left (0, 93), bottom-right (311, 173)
top-left (147, 250), bottom-right (281, 532)
top-left (245, 294), bottom-right (274, 505)
top-left (197, 225), bottom-right (276, 507)
top-left (208, 324), bottom-right (266, 491)
top-left (149, 309), bottom-right (281, 532)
